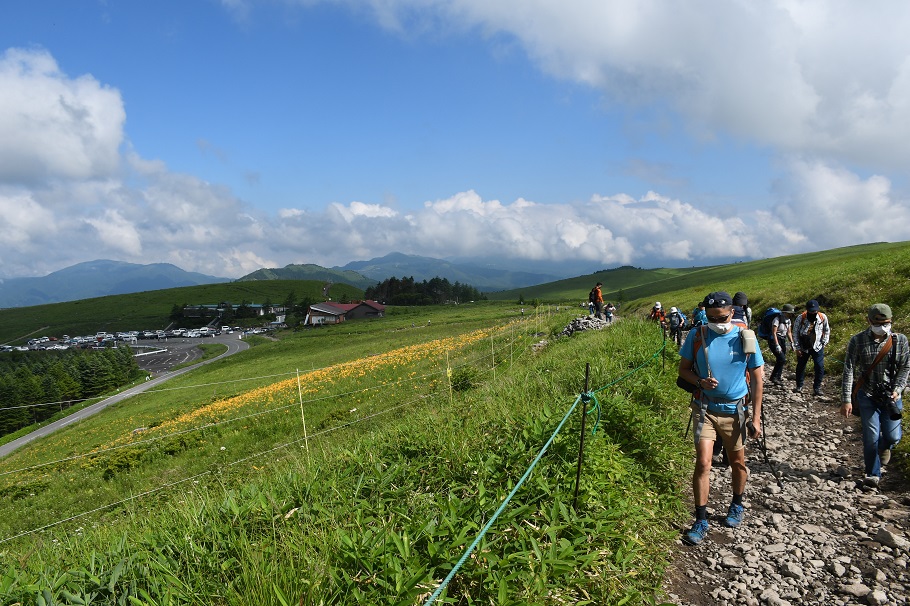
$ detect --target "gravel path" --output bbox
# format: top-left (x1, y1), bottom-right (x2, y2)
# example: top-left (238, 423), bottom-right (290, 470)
top-left (663, 363), bottom-right (910, 606)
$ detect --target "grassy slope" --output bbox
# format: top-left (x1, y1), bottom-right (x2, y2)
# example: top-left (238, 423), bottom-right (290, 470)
top-left (1, 241), bottom-right (909, 604)
top-left (487, 265), bottom-right (709, 302)
top-left (0, 304), bottom-right (691, 604)
top-left (0, 280), bottom-right (363, 345)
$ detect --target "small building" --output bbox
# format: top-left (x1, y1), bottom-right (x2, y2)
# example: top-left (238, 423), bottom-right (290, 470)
top-left (305, 300), bottom-right (385, 325)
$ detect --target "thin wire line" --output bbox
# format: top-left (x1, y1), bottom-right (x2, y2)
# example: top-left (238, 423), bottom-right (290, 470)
top-left (0, 394), bottom-right (430, 545)
top-left (0, 336), bottom-right (519, 477)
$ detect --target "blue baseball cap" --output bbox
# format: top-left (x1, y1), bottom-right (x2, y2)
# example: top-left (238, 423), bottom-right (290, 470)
top-left (703, 291), bottom-right (732, 308)
top-left (806, 299), bottom-right (820, 312)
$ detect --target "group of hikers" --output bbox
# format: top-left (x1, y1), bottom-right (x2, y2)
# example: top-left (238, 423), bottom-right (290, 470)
top-left (629, 287), bottom-right (906, 546)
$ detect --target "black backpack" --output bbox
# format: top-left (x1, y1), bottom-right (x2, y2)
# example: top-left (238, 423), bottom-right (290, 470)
top-left (589, 288), bottom-right (597, 303)
top-left (757, 308), bottom-right (781, 338)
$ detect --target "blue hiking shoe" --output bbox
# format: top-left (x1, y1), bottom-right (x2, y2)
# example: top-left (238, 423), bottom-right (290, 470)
top-left (724, 503), bottom-right (744, 528)
top-left (683, 519), bottom-right (709, 545)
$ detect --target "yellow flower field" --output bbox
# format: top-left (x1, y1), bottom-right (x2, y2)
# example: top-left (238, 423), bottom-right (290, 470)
top-left (98, 326), bottom-right (502, 451)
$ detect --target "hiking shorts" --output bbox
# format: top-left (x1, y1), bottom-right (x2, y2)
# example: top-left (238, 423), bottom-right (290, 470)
top-left (697, 411), bottom-right (746, 452)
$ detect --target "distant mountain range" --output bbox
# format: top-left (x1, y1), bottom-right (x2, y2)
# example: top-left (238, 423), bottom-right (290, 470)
top-left (0, 253), bottom-right (579, 309)
top-left (0, 260), bottom-right (230, 308)
top-left (237, 264), bottom-right (376, 290)
top-left (336, 253), bottom-right (565, 291)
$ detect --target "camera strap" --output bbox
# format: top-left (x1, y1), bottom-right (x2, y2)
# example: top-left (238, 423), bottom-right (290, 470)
top-left (853, 334), bottom-right (893, 401)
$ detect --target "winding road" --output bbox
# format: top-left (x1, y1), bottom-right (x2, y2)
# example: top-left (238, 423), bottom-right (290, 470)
top-left (0, 334), bottom-right (249, 459)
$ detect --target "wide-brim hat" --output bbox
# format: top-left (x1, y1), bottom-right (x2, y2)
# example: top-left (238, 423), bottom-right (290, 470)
top-left (781, 303), bottom-right (796, 313)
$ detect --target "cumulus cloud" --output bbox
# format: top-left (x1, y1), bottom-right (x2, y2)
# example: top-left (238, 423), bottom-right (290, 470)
top-left (4, 6), bottom-right (910, 283)
top-left (342, 0), bottom-right (910, 171)
top-left (768, 158), bottom-right (910, 250)
top-left (0, 48), bottom-right (125, 183)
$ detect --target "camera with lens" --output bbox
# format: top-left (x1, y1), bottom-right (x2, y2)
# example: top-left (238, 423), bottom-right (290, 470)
top-left (872, 383), bottom-right (902, 421)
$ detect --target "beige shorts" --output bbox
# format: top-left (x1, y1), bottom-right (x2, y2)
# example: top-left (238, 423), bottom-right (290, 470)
top-left (697, 410), bottom-right (746, 452)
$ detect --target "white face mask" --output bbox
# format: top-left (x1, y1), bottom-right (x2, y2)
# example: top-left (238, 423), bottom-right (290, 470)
top-left (870, 324), bottom-right (892, 336)
top-left (708, 322), bottom-right (733, 334)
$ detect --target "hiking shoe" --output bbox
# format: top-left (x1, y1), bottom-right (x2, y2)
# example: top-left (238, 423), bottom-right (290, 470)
top-left (880, 449), bottom-right (892, 466)
top-left (793, 386), bottom-right (803, 393)
top-left (813, 387), bottom-right (822, 397)
top-left (724, 503), bottom-right (745, 528)
top-left (864, 475), bottom-right (880, 488)
top-left (683, 519), bottom-right (709, 545)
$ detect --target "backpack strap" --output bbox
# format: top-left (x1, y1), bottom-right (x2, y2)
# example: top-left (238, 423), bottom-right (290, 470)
top-left (690, 325), bottom-right (712, 444)
top-left (853, 334), bottom-right (893, 401)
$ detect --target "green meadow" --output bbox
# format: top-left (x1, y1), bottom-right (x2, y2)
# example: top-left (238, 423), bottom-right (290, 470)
top-left (0, 241), bottom-right (908, 605)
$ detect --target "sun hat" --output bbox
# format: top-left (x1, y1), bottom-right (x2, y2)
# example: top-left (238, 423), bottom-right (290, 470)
top-left (781, 303), bottom-right (796, 313)
top-left (670, 306), bottom-right (678, 313)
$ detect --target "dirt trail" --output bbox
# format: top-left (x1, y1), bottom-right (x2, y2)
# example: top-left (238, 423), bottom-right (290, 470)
top-left (663, 363), bottom-right (910, 606)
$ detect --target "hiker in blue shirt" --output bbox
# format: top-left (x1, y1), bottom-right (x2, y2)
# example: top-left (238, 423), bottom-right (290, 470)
top-left (691, 302), bottom-right (708, 328)
top-left (677, 291), bottom-right (764, 545)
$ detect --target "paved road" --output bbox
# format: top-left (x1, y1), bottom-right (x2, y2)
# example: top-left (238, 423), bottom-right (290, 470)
top-left (0, 334), bottom-right (250, 459)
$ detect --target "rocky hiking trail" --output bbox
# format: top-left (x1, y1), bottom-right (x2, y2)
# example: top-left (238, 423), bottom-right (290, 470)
top-left (662, 363), bottom-right (910, 606)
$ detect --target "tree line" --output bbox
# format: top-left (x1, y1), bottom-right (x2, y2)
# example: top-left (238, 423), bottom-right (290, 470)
top-left (0, 346), bottom-right (140, 437)
top-left (364, 276), bottom-right (487, 305)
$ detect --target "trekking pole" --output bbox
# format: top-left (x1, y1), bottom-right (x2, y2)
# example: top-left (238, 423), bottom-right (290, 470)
top-left (747, 406), bottom-right (783, 488)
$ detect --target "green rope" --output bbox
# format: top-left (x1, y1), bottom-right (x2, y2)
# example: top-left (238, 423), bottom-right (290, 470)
top-left (422, 394), bottom-right (585, 606)
top-left (423, 329), bottom-right (666, 605)
top-left (581, 391), bottom-right (601, 435)
top-left (591, 342), bottom-right (666, 396)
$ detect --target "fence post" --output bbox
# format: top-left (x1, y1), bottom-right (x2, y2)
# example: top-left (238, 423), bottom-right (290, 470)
top-left (297, 369), bottom-right (310, 461)
top-left (572, 363), bottom-right (591, 510)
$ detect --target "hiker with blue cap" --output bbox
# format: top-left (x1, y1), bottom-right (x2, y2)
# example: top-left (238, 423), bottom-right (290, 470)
top-left (793, 299), bottom-right (830, 396)
top-left (841, 303), bottom-right (909, 488)
top-left (677, 291), bottom-right (764, 545)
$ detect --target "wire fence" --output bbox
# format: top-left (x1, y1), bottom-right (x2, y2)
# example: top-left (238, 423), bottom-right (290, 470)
top-left (0, 316), bottom-right (538, 545)
top-left (422, 326), bottom-right (666, 605)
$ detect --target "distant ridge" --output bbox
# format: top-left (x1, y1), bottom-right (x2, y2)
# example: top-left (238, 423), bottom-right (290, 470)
top-left (339, 252), bottom-right (563, 291)
top-left (237, 264), bottom-right (376, 290)
top-left (0, 260), bottom-right (229, 308)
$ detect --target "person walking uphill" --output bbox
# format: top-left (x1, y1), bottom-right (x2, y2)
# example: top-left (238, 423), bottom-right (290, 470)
top-left (677, 291), bottom-right (764, 546)
top-left (840, 303), bottom-right (909, 487)
top-left (793, 299), bottom-right (830, 396)
top-left (765, 303), bottom-right (796, 386)
top-left (589, 282), bottom-right (604, 320)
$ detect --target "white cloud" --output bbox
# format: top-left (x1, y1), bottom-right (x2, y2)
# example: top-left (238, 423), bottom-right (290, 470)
top-left (84, 209), bottom-right (143, 256)
top-left (0, 48), bottom-right (125, 183)
top-left (347, 0), bottom-right (910, 170)
top-left (5, 8), bottom-right (910, 284)
top-left (769, 158), bottom-right (910, 249)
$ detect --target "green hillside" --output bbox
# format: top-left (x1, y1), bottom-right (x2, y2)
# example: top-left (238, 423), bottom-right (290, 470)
top-left (1, 241), bottom-right (909, 604)
top-left (487, 264), bottom-right (710, 302)
top-left (489, 242), bottom-right (910, 334)
top-left (0, 279), bottom-right (363, 344)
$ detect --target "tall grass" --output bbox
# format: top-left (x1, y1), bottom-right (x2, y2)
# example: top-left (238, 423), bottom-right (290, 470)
top-left (0, 314), bottom-right (691, 605)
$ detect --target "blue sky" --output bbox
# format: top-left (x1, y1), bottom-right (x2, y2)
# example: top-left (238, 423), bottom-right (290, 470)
top-left (2, 1), bottom-right (909, 279)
